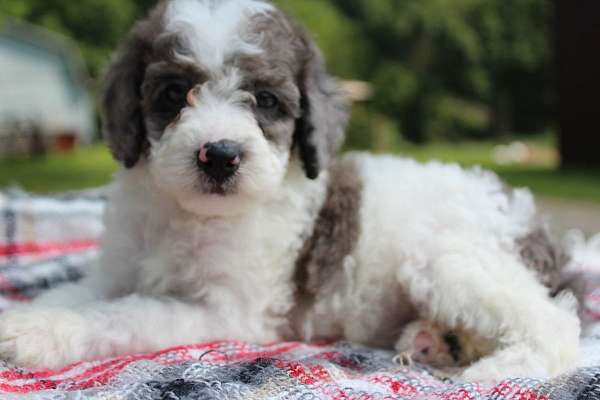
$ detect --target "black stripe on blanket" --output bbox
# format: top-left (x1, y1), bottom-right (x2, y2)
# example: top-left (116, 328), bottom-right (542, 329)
top-left (578, 372), bottom-right (600, 400)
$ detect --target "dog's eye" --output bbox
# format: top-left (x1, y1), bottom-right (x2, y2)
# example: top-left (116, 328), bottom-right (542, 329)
top-left (256, 91), bottom-right (279, 109)
top-left (161, 84), bottom-right (187, 108)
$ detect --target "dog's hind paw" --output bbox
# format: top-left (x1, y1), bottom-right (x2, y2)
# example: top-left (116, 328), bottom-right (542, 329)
top-left (395, 321), bottom-right (459, 368)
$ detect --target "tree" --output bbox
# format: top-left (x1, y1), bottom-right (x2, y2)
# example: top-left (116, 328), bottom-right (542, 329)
top-left (555, 0), bottom-right (600, 169)
top-left (332, 0), bottom-right (554, 143)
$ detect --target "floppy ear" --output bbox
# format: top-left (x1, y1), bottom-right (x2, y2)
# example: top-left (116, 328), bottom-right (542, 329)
top-left (295, 38), bottom-right (348, 180)
top-left (101, 26), bottom-right (152, 168)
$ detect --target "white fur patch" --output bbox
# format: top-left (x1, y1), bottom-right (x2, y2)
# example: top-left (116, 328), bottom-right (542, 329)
top-left (164, 0), bottom-right (273, 71)
top-left (563, 230), bottom-right (600, 274)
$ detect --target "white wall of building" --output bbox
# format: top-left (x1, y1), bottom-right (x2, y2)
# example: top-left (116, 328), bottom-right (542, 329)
top-left (0, 33), bottom-right (95, 145)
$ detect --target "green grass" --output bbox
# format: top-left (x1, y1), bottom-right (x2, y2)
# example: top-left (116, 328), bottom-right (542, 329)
top-left (1, 140), bottom-right (599, 203)
top-left (396, 141), bottom-right (500, 167)
top-left (396, 140), bottom-right (600, 203)
top-left (0, 144), bottom-right (117, 193)
top-left (493, 167), bottom-right (600, 203)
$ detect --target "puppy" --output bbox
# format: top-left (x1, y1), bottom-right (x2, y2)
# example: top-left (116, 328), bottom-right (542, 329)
top-left (0, 0), bottom-right (582, 382)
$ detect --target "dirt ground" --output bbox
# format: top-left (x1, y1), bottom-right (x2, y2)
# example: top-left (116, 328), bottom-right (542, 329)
top-left (538, 197), bottom-right (600, 237)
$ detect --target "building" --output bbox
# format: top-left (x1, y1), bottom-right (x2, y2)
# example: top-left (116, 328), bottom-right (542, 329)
top-left (0, 22), bottom-right (95, 155)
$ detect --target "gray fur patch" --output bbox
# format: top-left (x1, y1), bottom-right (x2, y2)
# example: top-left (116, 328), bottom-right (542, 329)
top-left (101, 2), bottom-right (168, 168)
top-left (242, 9), bottom-right (348, 171)
top-left (294, 158), bottom-right (363, 296)
top-left (518, 227), bottom-right (569, 292)
top-left (294, 39), bottom-right (348, 179)
top-left (517, 226), bottom-right (586, 305)
top-left (141, 61), bottom-right (206, 138)
top-left (245, 8), bottom-right (348, 179)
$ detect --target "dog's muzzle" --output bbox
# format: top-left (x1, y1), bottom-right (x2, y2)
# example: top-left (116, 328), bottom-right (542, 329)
top-left (197, 140), bottom-right (242, 183)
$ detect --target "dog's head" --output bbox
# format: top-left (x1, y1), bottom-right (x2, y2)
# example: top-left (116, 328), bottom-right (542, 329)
top-left (102, 0), bottom-right (347, 216)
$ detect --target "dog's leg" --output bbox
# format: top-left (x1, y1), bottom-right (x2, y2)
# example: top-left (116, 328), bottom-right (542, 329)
top-left (0, 294), bottom-right (271, 369)
top-left (29, 282), bottom-right (96, 307)
top-left (32, 252), bottom-right (139, 307)
top-left (396, 239), bottom-right (580, 383)
top-left (31, 274), bottom-right (113, 307)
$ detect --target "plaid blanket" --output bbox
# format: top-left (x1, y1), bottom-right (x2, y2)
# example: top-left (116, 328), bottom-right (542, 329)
top-left (1, 189), bottom-right (600, 400)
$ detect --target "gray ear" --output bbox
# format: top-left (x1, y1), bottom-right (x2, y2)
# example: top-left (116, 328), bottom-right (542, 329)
top-left (101, 26), bottom-right (152, 168)
top-left (295, 39), bottom-right (348, 179)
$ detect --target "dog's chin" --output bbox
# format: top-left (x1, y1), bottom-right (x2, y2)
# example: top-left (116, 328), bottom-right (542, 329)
top-left (200, 174), bottom-right (239, 196)
top-left (177, 189), bottom-right (264, 218)
top-left (165, 173), bottom-right (276, 218)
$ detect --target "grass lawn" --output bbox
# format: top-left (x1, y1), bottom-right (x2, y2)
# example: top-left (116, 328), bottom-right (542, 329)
top-left (395, 140), bottom-right (600, 203)
top-left (1, 140), bottom-right (599, 203)
top-left (0, 144), bottom-right (117, 193)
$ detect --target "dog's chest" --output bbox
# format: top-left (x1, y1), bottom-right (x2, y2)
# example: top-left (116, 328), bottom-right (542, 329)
top-left (136, 206), bottom-right (309, 312)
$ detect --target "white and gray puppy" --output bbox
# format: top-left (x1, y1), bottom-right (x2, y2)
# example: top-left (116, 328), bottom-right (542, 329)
top-left (0, 0), bottom-right (584, 382)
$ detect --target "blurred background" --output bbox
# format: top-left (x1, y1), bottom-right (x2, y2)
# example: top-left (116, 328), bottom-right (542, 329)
top-left (0, 0), bottom-right (599, 232)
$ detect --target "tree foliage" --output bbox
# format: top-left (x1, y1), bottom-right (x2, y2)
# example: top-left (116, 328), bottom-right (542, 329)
top-left (0, 0), bottom-right (554, 145)
top-left (330, 0), bottom-right (554, 143)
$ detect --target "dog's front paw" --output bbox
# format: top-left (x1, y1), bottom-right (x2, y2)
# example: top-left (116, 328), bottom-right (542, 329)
top-left (0, 307), bottom-right (92, 369)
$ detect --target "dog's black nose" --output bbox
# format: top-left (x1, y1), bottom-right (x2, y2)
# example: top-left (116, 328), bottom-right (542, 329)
top-left (197, 140), bottom-right (242, 182)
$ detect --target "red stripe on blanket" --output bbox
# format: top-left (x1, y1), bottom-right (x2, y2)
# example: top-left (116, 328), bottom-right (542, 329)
top-left (370, 376), bottom-right (418, 396)
top-left (277, 360), bottom-right (353, 400)
top-left (0, 240), bottom-right (97, 257)
top-left (0, 341), bottom-right (322, 393)
top-left (490, 382), bottom-right (548, 400)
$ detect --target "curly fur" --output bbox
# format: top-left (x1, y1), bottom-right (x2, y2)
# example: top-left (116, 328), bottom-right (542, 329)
top-left (0, 0), bottom-right (590, 384)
